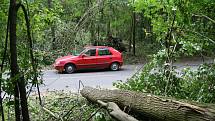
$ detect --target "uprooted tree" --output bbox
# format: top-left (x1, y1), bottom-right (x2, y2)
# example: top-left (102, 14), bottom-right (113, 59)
top-left (81, 86), bottom-right (215, 121)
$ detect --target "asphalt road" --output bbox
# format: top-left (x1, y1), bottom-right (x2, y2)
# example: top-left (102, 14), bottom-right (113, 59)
top-left (38, 57), bottom-right (213, 92)
top-left (39, 65), bottom-right (143, 92)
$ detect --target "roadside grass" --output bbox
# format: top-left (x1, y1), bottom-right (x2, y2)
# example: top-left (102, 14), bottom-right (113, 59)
top-left (3, 91), bottom-right (113, 121)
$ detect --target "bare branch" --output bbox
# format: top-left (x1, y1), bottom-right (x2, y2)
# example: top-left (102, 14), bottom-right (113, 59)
top-left (97, 100), bottom-right (139, 121)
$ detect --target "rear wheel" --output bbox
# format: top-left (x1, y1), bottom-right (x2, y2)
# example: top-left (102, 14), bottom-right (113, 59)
top-left (65, 64), bottom-right (75, 74)
top-left (110, 62), bottom-right (120, 71)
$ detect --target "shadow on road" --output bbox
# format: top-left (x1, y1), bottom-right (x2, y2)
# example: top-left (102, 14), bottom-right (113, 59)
top-left (57, 68), bottom-right (128, 74)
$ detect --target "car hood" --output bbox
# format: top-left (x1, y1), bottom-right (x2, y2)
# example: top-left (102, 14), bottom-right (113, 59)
top-left (55, 55), bottom-right (78, 62)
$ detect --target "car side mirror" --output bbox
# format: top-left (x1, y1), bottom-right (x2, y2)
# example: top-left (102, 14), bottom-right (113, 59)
top-left (81, 54), bottom-right (86, 58)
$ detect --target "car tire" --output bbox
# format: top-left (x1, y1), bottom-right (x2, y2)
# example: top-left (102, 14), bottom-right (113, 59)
top-left (65, 64), bottom-right (75, 74)
top-left (110, 62), bottom-right (120, 71)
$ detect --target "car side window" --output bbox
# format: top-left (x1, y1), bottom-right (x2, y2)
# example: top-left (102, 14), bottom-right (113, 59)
top-left (84, 49), bottom-right (96, 56)
top-left (98, 48), bottom-right (112, 56)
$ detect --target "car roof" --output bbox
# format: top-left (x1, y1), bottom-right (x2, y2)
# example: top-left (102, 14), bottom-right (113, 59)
top-left (85, 46), bottom-right (111, 49)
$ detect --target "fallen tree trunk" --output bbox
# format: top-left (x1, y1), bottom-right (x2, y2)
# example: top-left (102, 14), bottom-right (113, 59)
top-left (81, 86), bottom-right (215, 121)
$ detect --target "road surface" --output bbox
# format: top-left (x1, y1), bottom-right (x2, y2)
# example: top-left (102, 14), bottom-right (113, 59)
top-left (39, 65), bottom-right (143, 92)
top-left (38, 58), bottom-right (213, 92)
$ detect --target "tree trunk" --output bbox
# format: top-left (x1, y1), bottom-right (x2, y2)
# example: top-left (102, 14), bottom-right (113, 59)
top-left (9, 1), bottom-right (30, 121)
top-left (132, 11), bottom-right (136, 56)
top-left (128, 21), bottom-right (132, 53)
top-left (139, 13), bottom-right (145, 42)
top-left (81, 87), bottom-right (215, 121)
top-left (97, 24), bottom-right (100, 45)
top-left (9, 1), bottom-right (21, 121)
top-left (107, 19), bottom-right (111, 37)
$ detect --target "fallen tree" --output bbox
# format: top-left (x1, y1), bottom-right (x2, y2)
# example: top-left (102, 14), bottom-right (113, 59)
top-left (81, 86), bottom-right (215, 121)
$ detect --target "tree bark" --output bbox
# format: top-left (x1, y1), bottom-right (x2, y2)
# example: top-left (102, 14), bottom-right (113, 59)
top-left (128, 13), bottom-right (132, 53)
top-left (81, 87), bottom-right (215, 121)
top-left (9, 1), bottom-right (21, 121)
top-left (107, 19), bottom-right (111, 37)
top-left (131, 11), bottom-right (136, 56)
top-left (9, 1), bottom-right (30, 121)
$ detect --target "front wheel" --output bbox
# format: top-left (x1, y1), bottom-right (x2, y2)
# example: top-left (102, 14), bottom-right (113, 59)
top-left (65, 64), bottom-right (75, 74)
top-left (110, 62), bottom-right (120, 71)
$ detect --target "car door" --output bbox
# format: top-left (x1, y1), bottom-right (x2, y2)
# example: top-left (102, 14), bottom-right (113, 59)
top-left (77, 48), bottom-right (98, 69)
top-left (96, 48), bottom-right (112, 69)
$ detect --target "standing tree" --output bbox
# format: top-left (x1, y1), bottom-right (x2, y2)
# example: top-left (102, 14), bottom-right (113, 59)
top-left (9, 0), bottom-right (23, 120)
top-left (8, 0), bottom-right (33, 120)
top-left (131, 0), bottom-right (136, 56)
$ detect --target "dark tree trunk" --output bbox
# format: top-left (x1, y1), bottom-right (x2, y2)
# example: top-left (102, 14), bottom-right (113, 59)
top-left (107, 19), bottom-right (111, 37)
top-left (9, 1), bottom-right (30, 121)
top-left (9, 1), bottom-right (21, 121)
top-left (132, 11), bottom-right (136, 56)
top-left (129, 17), bottom-right (132, 52)
top-left (128, 34), bottom-right (132, 52)
top-left (97, 24), bottom-right (100, 45)
top-left (81, 87), bottom-right (215, 121)
top-left (51, 26), bottom-right (56, 49)
top-left (139, 13), bottom-right (145, 42)
top-left (128, 10), bottom-right (133, 53)
top-left (18, 76), bottom-right (30, 121)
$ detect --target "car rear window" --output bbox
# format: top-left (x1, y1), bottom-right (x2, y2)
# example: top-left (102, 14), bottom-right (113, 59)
top-left (98, 48), bottom-right (112, 56)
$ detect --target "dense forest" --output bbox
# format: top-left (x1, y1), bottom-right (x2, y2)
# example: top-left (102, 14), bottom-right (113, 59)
top-left (0, 0), bottom-right (215, 120)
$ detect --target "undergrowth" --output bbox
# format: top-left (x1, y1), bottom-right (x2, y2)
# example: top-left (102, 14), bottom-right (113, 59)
top-left (114, 50), bottom-right (215, 103)
top-left (3, 91), bottom-right (113, 121)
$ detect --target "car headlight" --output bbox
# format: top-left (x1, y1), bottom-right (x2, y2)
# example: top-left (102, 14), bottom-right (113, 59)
top-left (56, 61), bottom-right (61, 65)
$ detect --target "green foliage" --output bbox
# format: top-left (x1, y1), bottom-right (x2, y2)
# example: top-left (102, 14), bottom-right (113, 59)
top-left (180, 63), bottom-right (215, 103)
top-left (114, 0), bottom-right (215, 104)
top-left (134, 0), bottom-right (215, 56)
top-left (3, 91), bottom-right (113, 121)
top-left (114, 50), bottom-right (215, 103)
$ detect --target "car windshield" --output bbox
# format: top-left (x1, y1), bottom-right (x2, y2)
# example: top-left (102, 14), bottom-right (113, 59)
top-left (71, 48), bottom-right (86, 56)
top-left (71, 47), bottom-right (96, 56)
top-left (79, 48), bottom-right (88, 55)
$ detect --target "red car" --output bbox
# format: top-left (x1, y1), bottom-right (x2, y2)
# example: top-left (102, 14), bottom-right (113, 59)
top-left (53, 46), bottom-right (123, 73)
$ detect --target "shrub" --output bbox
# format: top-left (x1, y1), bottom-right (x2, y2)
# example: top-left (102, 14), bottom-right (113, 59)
top-left (114, 51), bottom-right (215, 103)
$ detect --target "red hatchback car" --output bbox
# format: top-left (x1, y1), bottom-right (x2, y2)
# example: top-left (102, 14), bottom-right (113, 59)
top-left (53, 46), bottom-right (123, 73)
